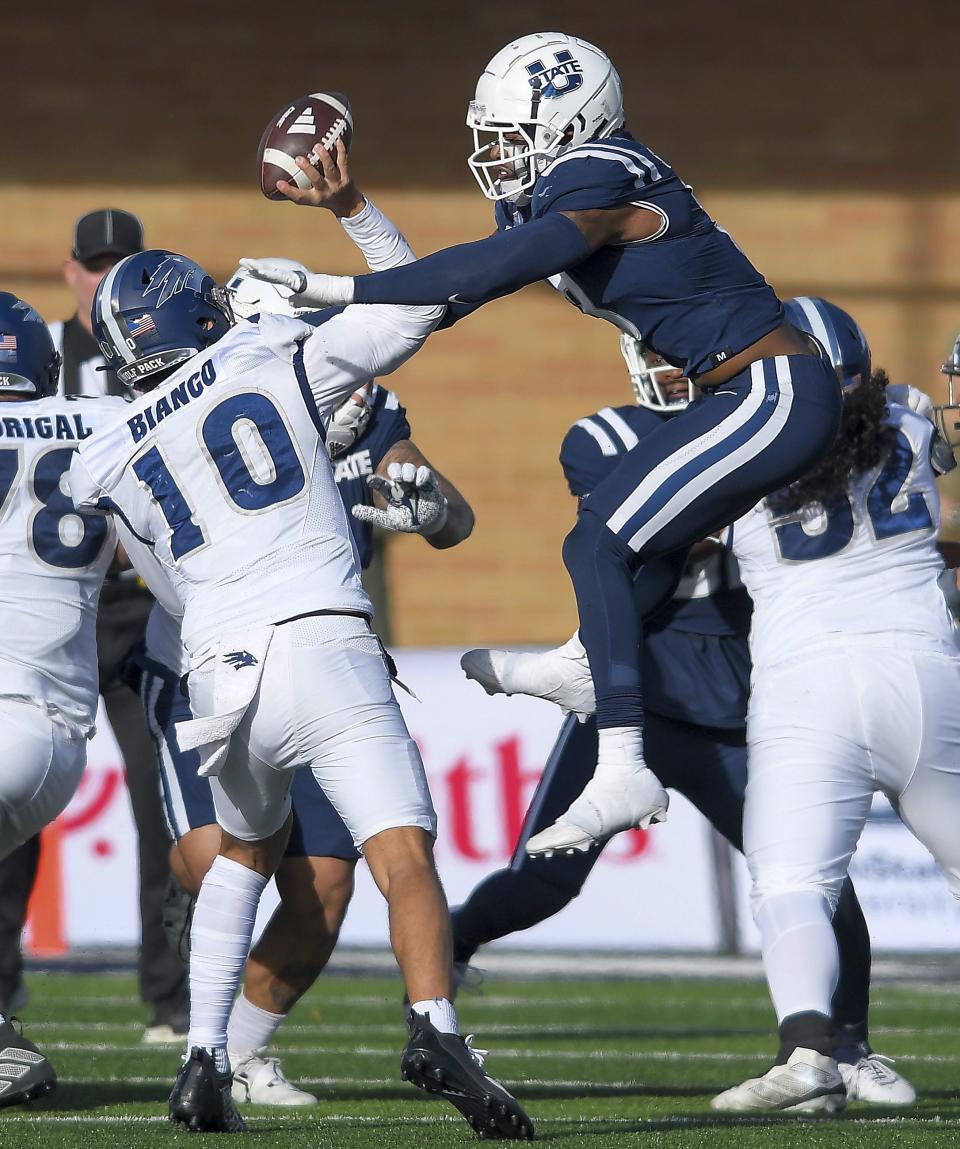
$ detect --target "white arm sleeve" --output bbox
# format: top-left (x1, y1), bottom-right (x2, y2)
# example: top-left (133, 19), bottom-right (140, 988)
top-left (340, 198), bottom-right (416, 271)
top-left (301, 300), bottom-right (443, 419)
top-left (301, 199), bottom-right (443, 416)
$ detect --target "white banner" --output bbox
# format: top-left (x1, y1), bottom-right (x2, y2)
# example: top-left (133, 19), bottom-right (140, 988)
top-left (30, 649), bottom-right (958, 955)
top-left (26, 649), bottom-right (720, 953)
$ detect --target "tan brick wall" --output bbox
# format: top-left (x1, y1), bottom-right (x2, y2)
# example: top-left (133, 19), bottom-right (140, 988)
top-left (3, 0), bottom-right (959, 644)
top-left (8, 185), bottom-right (957, 645)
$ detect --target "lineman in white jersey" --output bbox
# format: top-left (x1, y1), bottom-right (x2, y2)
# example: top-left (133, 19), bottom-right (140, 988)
top-left (69, 149), bottom-right (533, 1140)
top-left (0, 294), bottom-right (122, 1106)
top-left (713, 298), bottom-right (960, 1113)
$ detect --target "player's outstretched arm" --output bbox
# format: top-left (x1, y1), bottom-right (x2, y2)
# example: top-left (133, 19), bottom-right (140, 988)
top-left (353, 440), bottom-right (474, 549)
top-left (248, 214), bottom-right (594, 309)
top-left (244, 198), bottom-right (655, 310)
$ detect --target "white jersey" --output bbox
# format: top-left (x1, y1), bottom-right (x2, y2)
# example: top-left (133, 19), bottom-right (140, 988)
top-left (0, 395), bottom-right (118, 729)
top-left (69, 306), bottom-right (438, 659)
top-left (113, 523), bottom-right (187, 675)
top-left (730, 404), bottom-right (958, 670)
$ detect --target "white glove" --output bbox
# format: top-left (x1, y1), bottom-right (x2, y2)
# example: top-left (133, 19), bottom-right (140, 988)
top-left (352, 462), bottom-right (448, 535)
top-left (238, 258), bottom-right (355, 307)
top-left (326, 383), bottom-right (374, 459)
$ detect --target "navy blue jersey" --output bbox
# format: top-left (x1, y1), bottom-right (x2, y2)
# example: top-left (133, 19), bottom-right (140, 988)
top-left (331, 384), bottom-right (411, 568)
top-left (496, 132), bottom-right (783, 379)
top-left (560, 404), bottom-right (752, 727)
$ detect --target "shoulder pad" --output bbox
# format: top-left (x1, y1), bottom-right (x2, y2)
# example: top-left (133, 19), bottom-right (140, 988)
top-left (533, 140), bottom-right (668, 217)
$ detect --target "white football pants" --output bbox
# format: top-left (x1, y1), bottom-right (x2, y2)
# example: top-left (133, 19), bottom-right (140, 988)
top-left (744, 645), bottom-right (960, 1022)
top-left (192, 615), bottom-right (436, 847)
top-left (0, 698), bottom-right (87, 860)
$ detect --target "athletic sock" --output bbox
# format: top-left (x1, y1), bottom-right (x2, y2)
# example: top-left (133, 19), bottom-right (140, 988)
top-left (187, 855), bottom-right (268, 1055)
top-left (596, 726), bottom-right (645, 770)
top-left (776, 1010), bottom-right (835, 1062)
top-left (410, 997), bottom-right (459, 1035)
top-left (227, 992), bottom-right (286, 1057)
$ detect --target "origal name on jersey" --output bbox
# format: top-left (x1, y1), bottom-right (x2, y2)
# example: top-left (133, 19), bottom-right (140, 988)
top-left (0, 413), bottom-right (92, 441)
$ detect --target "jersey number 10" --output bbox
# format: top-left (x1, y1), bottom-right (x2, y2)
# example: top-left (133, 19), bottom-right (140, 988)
top-left (133, 392), bottom-right (306, 561)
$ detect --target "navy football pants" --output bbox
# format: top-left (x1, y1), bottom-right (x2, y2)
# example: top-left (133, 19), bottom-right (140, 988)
top-left (564, 353), bottom-right (842, 728)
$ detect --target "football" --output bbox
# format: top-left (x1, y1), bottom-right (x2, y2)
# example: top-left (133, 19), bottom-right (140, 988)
top-left (257, 92), bottom-right (354, 201)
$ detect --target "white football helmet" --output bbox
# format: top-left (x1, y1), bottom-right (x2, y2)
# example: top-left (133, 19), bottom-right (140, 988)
top-left (467, 32), bottom-right (624, 203)
top-left (620, 333), bottom-right (695, 413)
top-left (225, 258), bottom-right (312, 319)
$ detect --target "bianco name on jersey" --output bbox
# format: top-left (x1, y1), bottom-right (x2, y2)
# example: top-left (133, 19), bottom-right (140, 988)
top-left (730, 405), bottom-right (958, 669)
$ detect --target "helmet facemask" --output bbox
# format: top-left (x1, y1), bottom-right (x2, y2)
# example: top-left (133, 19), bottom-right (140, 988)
top-left (620, 333), bottom-right (695, 414)
top-left (936, 333), bottom-right (960, 449)
top-left (466, 107), bottom-right (565, 203)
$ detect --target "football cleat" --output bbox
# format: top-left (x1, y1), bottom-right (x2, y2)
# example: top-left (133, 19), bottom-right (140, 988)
top-left (839, 1052), bottom-right (917, 1105)
top-left (461, 635), bottom-right (595, 722)
top-left (230, 1052), bottom-right (318, 1107)
top-left (525, 764), bottom-right (668, 856)
top-left (0, 1016), bottom-right (56, 1108)
top-left (169, 1046), bottom-right (246, 1133)
top-left (401, 1011), bottom-right (534, 1139)
top-left (711, 1047), bottom-right (847, 1113)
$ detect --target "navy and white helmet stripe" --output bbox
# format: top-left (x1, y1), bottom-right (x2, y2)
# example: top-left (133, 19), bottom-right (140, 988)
top-left (784, 296), bottom-right (871, 389)
top-left (95, 257), bottom-right (137, 369)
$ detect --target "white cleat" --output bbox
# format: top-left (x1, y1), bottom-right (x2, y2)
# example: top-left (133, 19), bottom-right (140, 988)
top-left (229, 1052), bottom-right (318, 1107)
top-left (460, 634), bottom-right (596, 722)
top-left (525, 764), bottom-right (668, 856)
top-left (711, 1048), bottom-right (847, 1113)
top-left (839, 1053), bottom-right (917, 1105)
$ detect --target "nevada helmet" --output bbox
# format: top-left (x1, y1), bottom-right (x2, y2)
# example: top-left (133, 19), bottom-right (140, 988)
top-left (224, 258), bottom-right (312, 320)
top-left (0, 293), bottom-right (61, 398)
top-left (467, 32), bottom-right (624, 204)
top-left (93, 249), bottom-right (234, 389)
top-left (784, 296), bottom-right (871, 392)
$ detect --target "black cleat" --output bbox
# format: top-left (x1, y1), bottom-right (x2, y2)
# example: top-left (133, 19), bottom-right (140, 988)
top-left (168, 1046), bottom-right (246, 1133)
top-left (0, 1016), bottom-right (56, 1108)
top-left (401, 1011), bottom-right (534, 1140)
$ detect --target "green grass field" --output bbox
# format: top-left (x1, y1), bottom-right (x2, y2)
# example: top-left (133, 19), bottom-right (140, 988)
top-left (1, 968), bottom-right (958, 1147)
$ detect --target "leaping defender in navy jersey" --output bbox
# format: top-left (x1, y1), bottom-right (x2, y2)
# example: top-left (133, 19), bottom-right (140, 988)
top-left (242, 32), bottom-right (842, 852)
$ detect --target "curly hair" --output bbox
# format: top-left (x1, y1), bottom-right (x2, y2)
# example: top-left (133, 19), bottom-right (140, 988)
top-left (767, 369), bottom-right (896, 515)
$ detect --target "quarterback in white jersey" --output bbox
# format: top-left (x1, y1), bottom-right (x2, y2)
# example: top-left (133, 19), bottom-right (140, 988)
top-left (714, 299), bottom-right (960, 1114)
top-left (69, 149), bottom-right (533, 1140)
